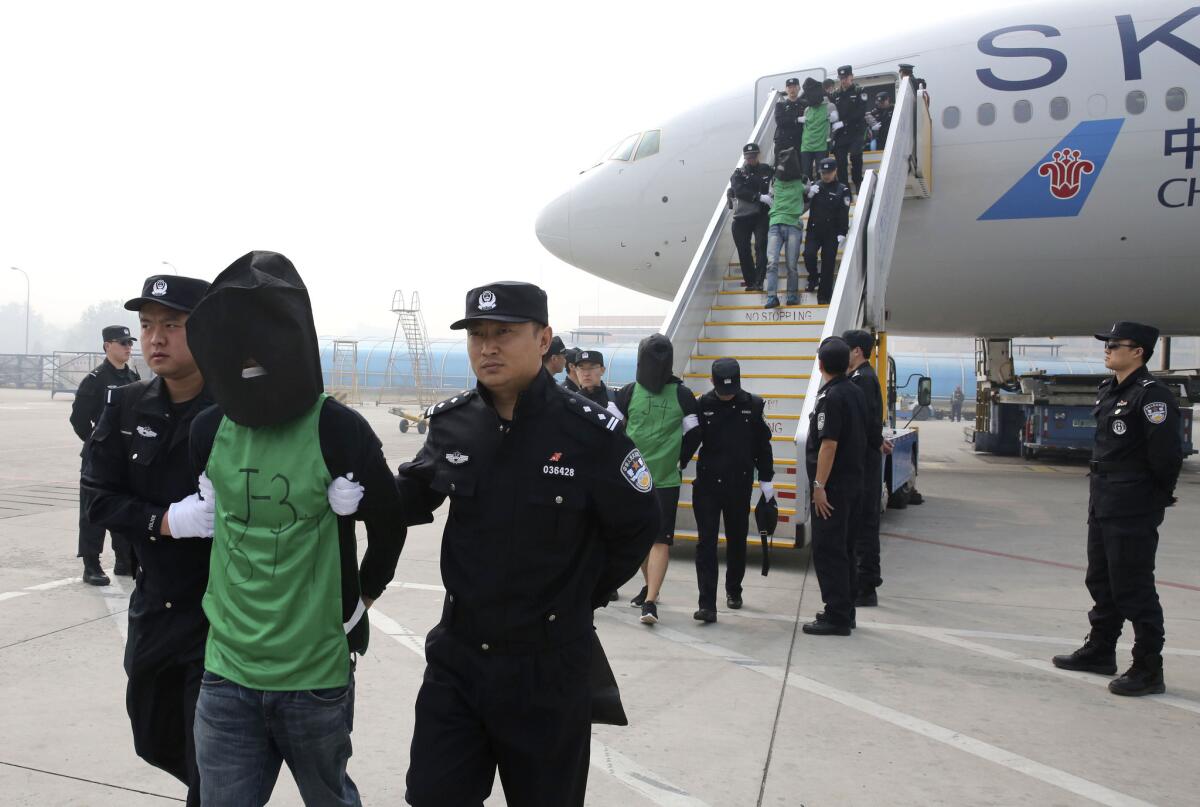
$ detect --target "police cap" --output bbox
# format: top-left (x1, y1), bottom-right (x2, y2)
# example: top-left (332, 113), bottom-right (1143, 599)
top-left (818, 336), bottom-right (851, 374)
top-left (1094, 321), bottom-right (1159, 352)
top-left (898, 63), bottom-right (915, 73)
top-left (742, 143), bottom-right (761, 155)
top-left (785, 77), bottom-right (799, 87)
top-left (818, 156), bottom-right (838, 173)
top-left (837, 65), bottom-right (853, 78)
top-left (711, 357), bottom-right (741, 393)
top-left (564, 347), bottom-right (582, 366)
top-left (547, 335), bottom-right (566, 356)
top-left (451, 281), bottom-right (549, 330)
top-left (124, 275), bottom-right (211, 313)
top-left (576, 349), bottom-right (605, 367)
top-left (876, 91), bottom-right (891, 103)
top-left (102, 325), bottom-right (136, 343)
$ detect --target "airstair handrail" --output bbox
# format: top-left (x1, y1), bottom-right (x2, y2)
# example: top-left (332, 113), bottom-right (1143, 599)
top-left (660, 88), bottom-right (782, 371)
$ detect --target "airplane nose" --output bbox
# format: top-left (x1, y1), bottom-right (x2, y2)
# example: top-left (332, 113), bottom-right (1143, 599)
top-left (535, 190), bottom-right (572, 264)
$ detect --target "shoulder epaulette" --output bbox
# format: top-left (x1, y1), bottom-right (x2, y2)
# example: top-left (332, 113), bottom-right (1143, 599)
top-left (1140, 378), bottom-right (1156, 387)
top-left (426, 390), bottom-right (474, 418)
top-left (104, 386), bottom-right (123, 406)
top-left (564, 394), bottom-right (622, 433)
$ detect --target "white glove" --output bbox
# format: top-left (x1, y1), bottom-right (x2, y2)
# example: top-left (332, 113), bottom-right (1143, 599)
top-left (327, 473), bottom-right (364, 516)
top-left (797, 115), bottom-right (806, 124)
top-left (837, 235), bottom-right (846, 244)
top-left (167, 474), bottom-right (215, 538)
top-left (872, 122), bottom-right (881, 133)
top-left (832, 121), bottom-right (844, 132)
top-left (828, 108), bottom-right (840, 123)
top-left (759, 194), bottom-right (773, 206)
top-left (759, 480), bottom-right (776, 501)
top-left (807, 184), bottom-right (820, 198)
top-left (605, 401), bottom-right (624, 421)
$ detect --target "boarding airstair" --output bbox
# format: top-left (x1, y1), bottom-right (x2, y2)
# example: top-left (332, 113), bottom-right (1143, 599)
top-left (667, 74), bottom-right (932, 547)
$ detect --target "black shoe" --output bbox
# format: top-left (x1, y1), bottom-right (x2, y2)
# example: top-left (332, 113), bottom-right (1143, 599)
top-left (855, 588), bottom-right (878, 607)
top-left (693, 608), bottom-right (717, 623)
top-left (608, 590), bottom-right (619, 602)
top-left (1052, 634), bottom-right (1117, 675)
top-left (802, 616), bottom-right (852, 636)
top-left (805, 284), bottom-right (818, 295)
top-left (908, 490), bottom-right (925, 505)
top-left (817, 610), bottom-right (855, 628)
top-left (726, 595), bottom-right (743, 610)
top-left (630, 586), bottom-right (648, 608)
top-left (1109, 655), bottom-right (1165, 696)
top-left (640, 601), bottom-right (659, 625)
top-left (112, 554), bottom-right (134, 577)
top-left (82, 556), bottom-right (110, 587)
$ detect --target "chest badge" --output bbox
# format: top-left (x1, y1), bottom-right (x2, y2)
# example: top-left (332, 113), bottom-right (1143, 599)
top-left (548, 452), bottom-right (563, 462)
top-left (136, 425), bottom-right (158, 438)
top-left (1143, 402), bottom-right (1168, 425)
top-left (1111, 419), bottom-right (1127, 435)
top-left (445, 451), bottom-right (469, 465)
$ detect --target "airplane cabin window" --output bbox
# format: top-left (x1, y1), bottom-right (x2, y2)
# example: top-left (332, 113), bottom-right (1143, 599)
top-left (610, 133), bottom-right (641, 161)
top-left (1050, 96), bottom-right (1070, 120)
top-left (634, 129), bottom-right (661, 160)
top-left (1013, 100), bottom-right (1032, 123)
top-left (942, 106), bottom-right (960, 129)
top-left (977, 103), bottom-right (996, 126)
top-left (1126, 90), bottom-right (1147, 115)
top-left (1166, 87), bottom-right (1187, 111)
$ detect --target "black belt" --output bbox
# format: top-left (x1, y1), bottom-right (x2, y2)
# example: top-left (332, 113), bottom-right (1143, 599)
top-left (1089, 460), bottom-right (1149, 474)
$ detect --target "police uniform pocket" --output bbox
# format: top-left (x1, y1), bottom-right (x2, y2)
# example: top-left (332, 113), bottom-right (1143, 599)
top-left (525, 487), bottom-right (585, 542)
top-left (129, 432), bottom-right (164, 467)
top-left (431, 468), bottom-right (476, 498)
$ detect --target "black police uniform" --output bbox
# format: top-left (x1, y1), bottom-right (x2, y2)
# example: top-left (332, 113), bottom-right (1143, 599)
top-left (688, 363), bottom-right (773, 613)
top-left (574, 350), bottom-right (615, 409)
top-left (1084, 361), bottom-right (1181, 663)
top-left (71, 329), bottom-right (140, 564)
top-left (804, 166), bottom-right (852, 304)
top-left (832, 68), bottom-right (870, 189)
top-left (847, 360), bottom-right (885, 597)
top-left (398, 283), bottom-right (660, 807)
top-left (806, 374), bottom-right (867, 628)
top-left (730, 154), bottom-right (774, 289)
top-left (870, 99), bottom-right (893, 148)
top-left (80, 275), bottom-right (210, 806)
top-left (774, 90), bottom-right (804, 154)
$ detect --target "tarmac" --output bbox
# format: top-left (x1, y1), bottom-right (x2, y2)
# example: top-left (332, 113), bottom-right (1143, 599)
top-left (0, 386), bottom-right (1197, 806)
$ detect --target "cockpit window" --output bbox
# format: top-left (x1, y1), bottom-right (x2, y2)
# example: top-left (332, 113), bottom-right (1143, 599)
top-left (609, 133), bottom-right (641, 161)
top-left (634, 130), bottom-right (661, 160)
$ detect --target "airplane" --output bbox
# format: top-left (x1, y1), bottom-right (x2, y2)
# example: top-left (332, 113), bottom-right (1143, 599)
top-left (535, 0), bottom-right (1200, 338)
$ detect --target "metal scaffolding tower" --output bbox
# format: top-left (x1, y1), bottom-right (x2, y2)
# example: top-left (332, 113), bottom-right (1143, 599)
top-left (380, 290), bottom-right (435, 409)
top-left (330, 339), bottom-right (360, 404)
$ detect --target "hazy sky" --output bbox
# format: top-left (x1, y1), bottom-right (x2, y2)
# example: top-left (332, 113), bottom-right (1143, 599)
top-left (0, 0), bottom-right (976, 341)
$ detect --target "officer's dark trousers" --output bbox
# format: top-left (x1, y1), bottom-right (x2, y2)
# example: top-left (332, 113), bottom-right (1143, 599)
top-left (732, 211), bottom-right (769, 287)
top-left (406, 626), bottom-right (592, 807)
top-left (130, 658), bottom-right (202, 806)
top-left (693, 477), bottom-right (751, 610)
top-left (1085, 512), bottom-right (1165, 658)
top-left (811, 485), bottom-right (861, 625)
top-left (78, 484), bottom-right (131, 559)
top-left (854, 450), bottom-right (883, 592)
top-left (835, 137), bottom-right (865, 189)
top-left (804, 229), bottom-right (839, 302)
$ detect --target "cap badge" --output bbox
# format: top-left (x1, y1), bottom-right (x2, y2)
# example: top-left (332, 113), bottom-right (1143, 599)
top-left (151, 279), bottom-right (168, 297)
top-left (478, 290), bottom-right (497, 311)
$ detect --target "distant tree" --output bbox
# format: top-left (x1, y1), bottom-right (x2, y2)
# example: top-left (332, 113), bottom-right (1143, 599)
top-left (0, 302), bottom-right (53, 354)
top-left (59, 301), bottom-right (140, 352)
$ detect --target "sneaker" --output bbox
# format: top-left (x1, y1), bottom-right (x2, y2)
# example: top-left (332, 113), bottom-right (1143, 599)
top-left (640, 601), bottom-right (659, 625)
top-left (629, 586), bottom-right (648, 608)
top-left (764, 297), bottom-right (780, 309)
top-left (1109, 655), bottom-right (1165, 696)
top-left (1051, 634), bottom-right (1117, 675)
top-left (855, 588), bottom-right (878, 607)
top-left (726, 594), bottom-right (743, 610)
top-left (693, 608), bottom-right (717, 624)
top-left (785, 296), bottom-right (799, 306)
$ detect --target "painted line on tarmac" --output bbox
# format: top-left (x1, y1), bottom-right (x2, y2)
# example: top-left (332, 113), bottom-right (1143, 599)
top-left (0, 759), bottom-right (184, 802)
top-left (882, 531), bottom-right (1200, 593)
top-left (0, 575), bottom-right (82, 603)
top-left (98, 576), bottom-right (129, 641)
top-left (601, 614), bottom-right (1157, 807)
top-left (371, 604), bottom-right (712, 807)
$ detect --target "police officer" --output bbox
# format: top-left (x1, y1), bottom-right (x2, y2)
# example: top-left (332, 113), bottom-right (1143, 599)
top-left (562, 346), bottom-right (582, 392)
top-left (831, 65), bottom-right (870, 191)
top-left (870, 91), bottom-right (893, 148)
top-left (71, 325), bottom-right (141, 584)
top-left (843, 330), bottom-right (892, 608)
top-left (1053, 322), bottom-right (1183, 696)
top-left (803, 337), bottom-right (867, 636)
top-left (687, 358), bottom-right (774, 623)
top-left (398, 281), bottom-right (660, 806)
top-left (730, 143), bottom-right (775, 291)
top-left (804, 157), bottom-right (852, 304)
top-left (81, 274), bottom-right (214, 805)
top-left (574, 349), bottom-right (622, 418)
top-left (544, 334), bottom-right (567, 377)
top-left (774, 78), bottom-right (804, 155)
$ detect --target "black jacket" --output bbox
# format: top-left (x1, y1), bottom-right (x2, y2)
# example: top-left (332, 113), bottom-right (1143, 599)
top-left (848, 362), bottom-right (884, 453)
top-left (806, 375), bottom-right (867, 492)
top-left (396, 370), bottom-right (660, 650)
top-left (579, 381), bottom-right (614, 408)
top-left (1089, 365), bottom-right (1183, 519)
top-left (832, 83), bottom-right (870, 144)
top-left (871, 104), bottom-right (893, 146)
top-left (729, 163), bottom-right (775, 211)
top-left (807, 180), bottom-right (852, 237)
top-left (690, 389), bottom-right (774, 484)
top-left (774, 96), bottom-right (804, 150)
top-left (71, 360), bottom-right (140, 442)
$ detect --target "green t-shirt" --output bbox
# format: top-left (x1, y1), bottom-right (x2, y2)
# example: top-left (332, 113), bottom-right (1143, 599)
top-left (801, 101), bottom-right (831, 152)
top-left (624, 382), bottom-right (684, 488)
top-left (203, 394), bottom-right (348, 691)
top-left (769, 177), bottom-right (808, 227)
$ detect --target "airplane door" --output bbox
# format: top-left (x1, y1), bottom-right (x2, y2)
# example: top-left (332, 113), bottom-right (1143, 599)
top-left (755, 68), bottom-right (826, 120)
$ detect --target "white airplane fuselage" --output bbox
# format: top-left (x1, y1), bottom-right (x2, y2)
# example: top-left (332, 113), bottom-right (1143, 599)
top-left (535, 1), bottom-right (1200, 337)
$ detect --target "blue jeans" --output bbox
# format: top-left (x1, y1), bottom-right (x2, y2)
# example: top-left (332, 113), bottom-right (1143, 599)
top-left (194, 670), bottom-right (360, 807)
top-left (765, 223), bottom-right (802, 299)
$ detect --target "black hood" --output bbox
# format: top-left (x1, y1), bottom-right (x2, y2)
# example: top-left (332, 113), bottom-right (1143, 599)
top-left (187, 250), bottom-right (323, 428)
top-left (635, 334), bottom-right (674, 394)
top-left (802, 78), bottom-right (824, 107)
top-left (775, 146), bottom-right (803, 181)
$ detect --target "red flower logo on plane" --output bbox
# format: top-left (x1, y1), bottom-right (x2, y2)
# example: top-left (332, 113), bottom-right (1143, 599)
top-left (1037, 148), bottom-right (1096, 200)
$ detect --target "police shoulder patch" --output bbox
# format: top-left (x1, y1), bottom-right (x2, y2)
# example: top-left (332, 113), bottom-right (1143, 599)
top-left (620, 448), bottom-right (654, 494)
top-left (426, 390), bottom-right (474, 418)
top-left (565, 392), bottom-right (618, 432)
top-left (1143, 401), bottom-right (1168, 425)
